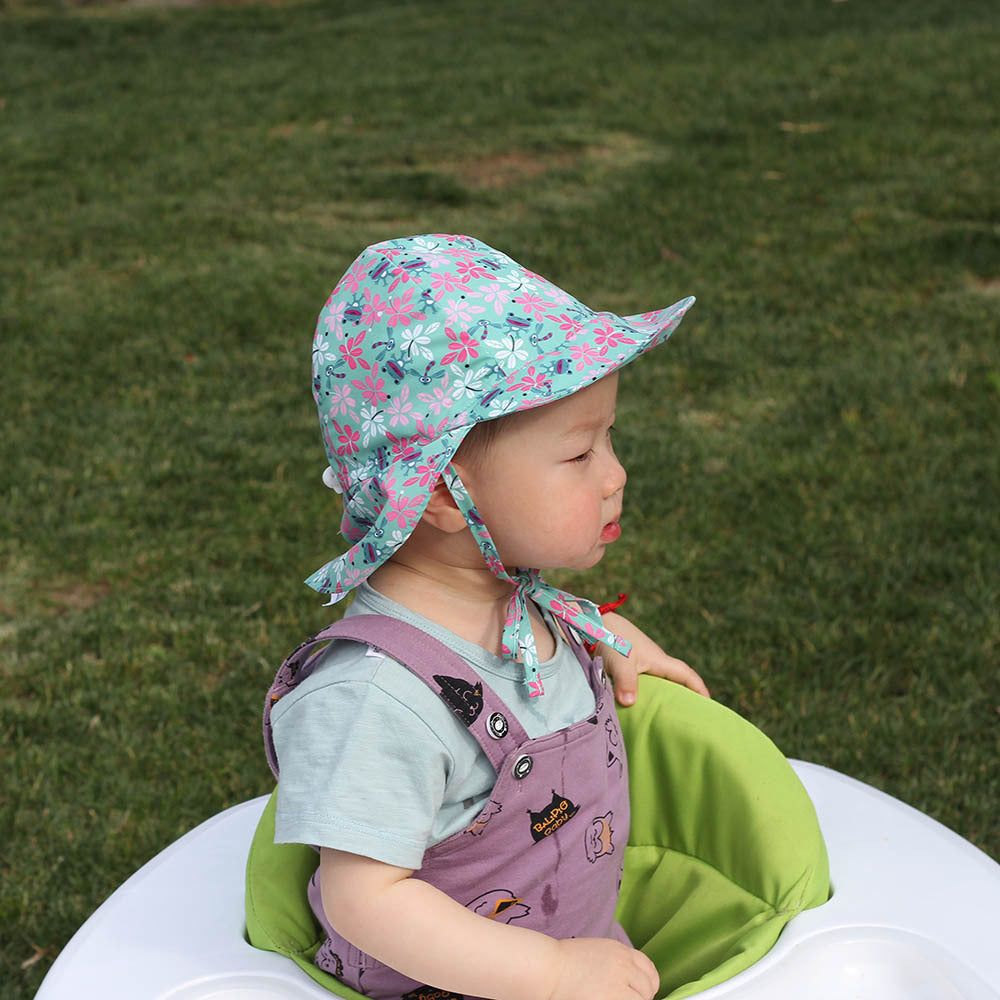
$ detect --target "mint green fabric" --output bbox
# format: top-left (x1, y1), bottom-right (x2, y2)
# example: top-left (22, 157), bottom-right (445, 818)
top-left (245, 677), bottom-right (830, 998)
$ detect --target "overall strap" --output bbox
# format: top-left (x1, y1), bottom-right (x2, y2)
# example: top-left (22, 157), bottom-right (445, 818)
top-left (263, 614), bottom-right (531, 779)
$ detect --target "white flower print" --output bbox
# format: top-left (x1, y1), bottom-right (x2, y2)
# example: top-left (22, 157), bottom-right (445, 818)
top-left (486, 396), bottom-right (520, 417)
top-left (360, 405), bottom-right (384, 446)
top-left (401, 323), bottom-right (437, 361)
top-left (411, 236), bottom-right (443, 253)
top-left (496, 271), bottom-right (525, 292)
top-left (486, 333), bottom-right (529, 372)
top-left (312, 334), bottom-right (339, 379)
top-left (450, 365), bottom-right (485, 400)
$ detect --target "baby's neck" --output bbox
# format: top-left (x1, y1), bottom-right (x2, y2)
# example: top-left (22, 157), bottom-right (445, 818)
top-left (368, 558), bottom-right (556, 661)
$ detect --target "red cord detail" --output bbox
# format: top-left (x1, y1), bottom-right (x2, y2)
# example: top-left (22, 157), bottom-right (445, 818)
top-left (597, 592), bottom-right (628, 616)
top-left (585, 593), bottom-right (629, 655)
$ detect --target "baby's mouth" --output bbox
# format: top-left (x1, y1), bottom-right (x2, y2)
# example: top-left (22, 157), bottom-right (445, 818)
top-left (600, 520), bottom-right (622, 543)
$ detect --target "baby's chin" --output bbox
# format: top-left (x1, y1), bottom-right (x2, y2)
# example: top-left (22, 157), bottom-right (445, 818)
top-left (556, 546), bottom-right (612, 574)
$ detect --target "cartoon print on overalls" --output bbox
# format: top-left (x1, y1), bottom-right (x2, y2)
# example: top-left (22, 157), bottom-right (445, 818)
top-left (315, 939), bottom-right (367, 992)
top-left (402, 987), bottom-right (463, 1000)
top-left (264, 613), bottom-right (631, 1000)
top-left (314, 946), bottom-right (344, 980)
top-left (584, 811), bottom-right (617, 863)
top-left (433, 674), bottom-right (483, 727)
top-left (528, 791), bottom-right (580, 844)
top-left (605, 716), bottom-right (623, 777)
top-left (465, 798), bottom-right (502, 836)
top-left (467, 889), bottom-right (531, 924)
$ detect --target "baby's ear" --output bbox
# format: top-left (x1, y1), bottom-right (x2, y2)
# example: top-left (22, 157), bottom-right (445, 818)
top-left (420, 478), bottom-right (466, 532)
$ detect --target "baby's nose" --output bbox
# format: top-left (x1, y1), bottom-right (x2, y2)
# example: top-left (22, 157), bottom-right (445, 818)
top-left (605, 455), bottom-right (627, 496)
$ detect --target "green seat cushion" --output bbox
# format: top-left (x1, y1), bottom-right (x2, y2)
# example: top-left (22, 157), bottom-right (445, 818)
top-left (246, 677), bottom-right (830, 998)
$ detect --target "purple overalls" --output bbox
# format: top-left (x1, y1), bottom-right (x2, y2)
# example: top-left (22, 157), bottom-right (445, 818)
top-left (264, 614), bottom-right (631, 1000)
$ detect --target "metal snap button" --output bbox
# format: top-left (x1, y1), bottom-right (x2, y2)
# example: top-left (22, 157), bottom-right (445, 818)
top-left (512, 754), bottom-right (533, 780)
top-left (487, 712), bottom-right (509, 740)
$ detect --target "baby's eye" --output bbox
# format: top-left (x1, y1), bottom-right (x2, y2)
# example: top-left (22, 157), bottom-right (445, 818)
top-left (570, 450), bottom-right (593, 463)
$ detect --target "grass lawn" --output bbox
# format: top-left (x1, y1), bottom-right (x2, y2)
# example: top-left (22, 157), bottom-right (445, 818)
top-left (2, 0), bottom-right (998, 994)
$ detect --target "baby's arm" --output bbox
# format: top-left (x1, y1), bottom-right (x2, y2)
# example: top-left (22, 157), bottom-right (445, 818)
top-left (598, 611), bottom-right (710, 705)
top-left (319, 847), bottom-right (659, 1000)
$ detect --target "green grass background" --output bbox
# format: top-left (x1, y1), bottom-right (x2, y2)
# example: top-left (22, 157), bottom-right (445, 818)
top-left (2, 0), bottom-right (998, 993)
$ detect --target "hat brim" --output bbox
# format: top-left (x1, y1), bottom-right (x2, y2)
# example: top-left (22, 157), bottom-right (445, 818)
top-left (465, 296), bottom-right (695, 425)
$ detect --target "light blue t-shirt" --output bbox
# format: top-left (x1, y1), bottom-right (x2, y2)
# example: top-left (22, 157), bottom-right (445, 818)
top-left (270, 583), bottom-right (597, 870)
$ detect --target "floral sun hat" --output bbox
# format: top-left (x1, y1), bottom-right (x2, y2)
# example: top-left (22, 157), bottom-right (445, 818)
top-left (308, 234), bottom-right (694, 696)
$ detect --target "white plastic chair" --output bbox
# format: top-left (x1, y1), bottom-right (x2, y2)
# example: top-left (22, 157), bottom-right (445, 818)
top-left (35, 760), bottom-right (1000, 1000)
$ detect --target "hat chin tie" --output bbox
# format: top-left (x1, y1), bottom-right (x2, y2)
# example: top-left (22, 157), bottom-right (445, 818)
top-left (443, 464), bottom-right (631, 698)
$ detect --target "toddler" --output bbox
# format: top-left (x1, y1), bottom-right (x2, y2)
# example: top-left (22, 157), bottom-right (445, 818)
top-left (266, 234), bottom-right (708, 1000)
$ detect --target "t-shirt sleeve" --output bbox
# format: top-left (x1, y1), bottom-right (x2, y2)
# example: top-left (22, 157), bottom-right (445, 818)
top-left (270, 665), bottom-right (453, 871)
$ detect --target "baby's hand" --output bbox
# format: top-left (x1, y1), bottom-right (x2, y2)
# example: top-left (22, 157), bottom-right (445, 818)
top-left (547, 937), bottom-right (659, 1000)
top-left (599, 611), bottom-right (710, 705)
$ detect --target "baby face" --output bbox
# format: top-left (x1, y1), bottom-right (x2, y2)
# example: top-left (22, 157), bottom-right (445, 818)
top-left (454, 374), bottom-right (626, 574)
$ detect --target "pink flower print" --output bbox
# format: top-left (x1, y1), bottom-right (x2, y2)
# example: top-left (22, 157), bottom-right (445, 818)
top-left (361, 288), bottom-right (387, 328)
top-left (547, 313), bottom-right (584, 340)
top-left (414, 414), bottom-right (453, 442)
top-left (418, 382), bottom-right (455, 416)
top-left (443, 297), bottom-right (485, 327)
top-left (386, 385), bottom-right (414, 427)
top-left (336, 259), bottom-right (370, 295)
top-left (429, 270), bottom-right (468, 300)
top-left (548, 598), bottom-right (581, 620)
top-left (478, 282), bottom-right (510, 317)
top-left (513, 291), bottom-right (555, 319)
top-left (387, 264), bottom-right (419, 293)
top-left (455, 260), bottom-right (494, 282)
top-left (338, 333), bottom-right (370, 370)
top-left (385, 288), bottom-right (426, 328)
top-left (341, 517), bottom-right (366, 542)
top-left (569, 342), bottom-right (600, 370)
top-left (331, 420), bottom-right (360, 456)
top-left (386, 432), bottom-right (420, 463)
top-left (594, 323), bottom-right (637, 351)
top-left (510, 366), bottom-right (551, 394)
top-left (527, 676), bottom-right (546, 698)
top-left (351, 373), bottom-right (389, 406)
top-left (441, 328), bottom-right (481, 366)
top-left (385, 493), bottom-right (423, 529)
top-left (525, 270), bottom-right (571, 305)
top-left (322, 300), bottom-right (348, 339)
top-left (328, 384), bottom-right (357, 417)
top-left (403, 461), bottom-right (441, 488)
